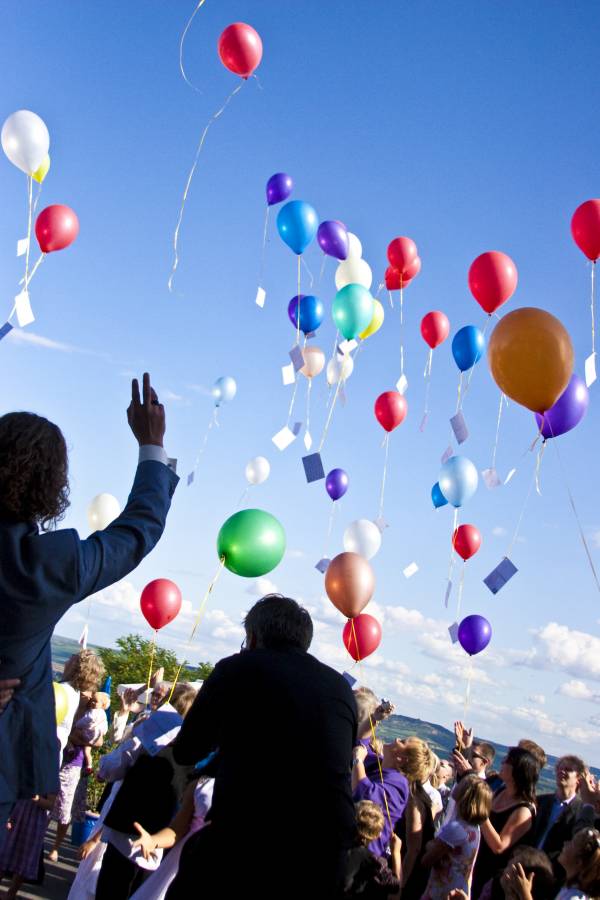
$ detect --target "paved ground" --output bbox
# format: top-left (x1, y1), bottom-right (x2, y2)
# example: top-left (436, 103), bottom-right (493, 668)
top-left (1, 823), bottom-right (77, 900)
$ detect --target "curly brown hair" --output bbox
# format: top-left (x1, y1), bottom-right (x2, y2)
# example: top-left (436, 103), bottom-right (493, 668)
top-left (0, 412), bottom-right (69, 530)
top-left (62, 651), bottom-right (106, 693)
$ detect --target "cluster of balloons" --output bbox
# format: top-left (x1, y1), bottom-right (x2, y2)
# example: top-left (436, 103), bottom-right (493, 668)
top-left (386, 236), bottom-right (422, 291)
top-left (325, 551), bottom-right (381, 660)
top-left (87, 493), bottom-right (121, 532)
top-left (217, 22), bottom-right (263, 79)
top-left (140, 579), bottom-right (182, 631)
top-left (217, 508), bottom-right (286, 577)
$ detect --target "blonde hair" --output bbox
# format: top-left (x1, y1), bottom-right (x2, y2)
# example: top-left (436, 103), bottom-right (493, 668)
top-left (455, 774), bottom-right (493, 825)
top-left (428, 753), bottom-right (442, 788)
top-left (397, 737), bottom-right (435, 789)
top-left (354, 687), bottom-right (383, 755)
top-left (93, 692), bottom-right (111, 710)
top-left (355, 800), bottom-right (384, 846)
top-left (171, 684), bottom-right (197, 718)
top-left (62, 650), bottom-right (105, 693)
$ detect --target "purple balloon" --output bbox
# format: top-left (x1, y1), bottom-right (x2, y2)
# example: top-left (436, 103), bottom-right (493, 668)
top-left (325, 468), bottom-right (349, 501)
top-left (458, 615), bottom-right (492, 656)
top-left (266, 173), bottom-right (293, 206)
top-left (317, 220), bottom-right (349, 260)
top-left (534, 374), bottom-right (589, 439)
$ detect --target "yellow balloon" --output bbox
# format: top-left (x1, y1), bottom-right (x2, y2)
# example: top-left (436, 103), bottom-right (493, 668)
top-left (300, 346), bottom-right (325, 379)
top-left (488, 307), bottom-right (574, 413)
top-left (53, 681), bottom-right (69, 726)
top-left (32, 154), bottom-right (50, 184)
top-left (359, 298), bottom-right (384, 340)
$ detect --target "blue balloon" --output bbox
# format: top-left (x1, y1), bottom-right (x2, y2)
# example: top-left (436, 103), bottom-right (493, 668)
top-left (452, 325), bottom-right (485, 372)
top-left (277, 200), bottom-right (318, 255)
top-left (431, 482), bottom-right (448, 509)
top-left (439, 456), bottom-right (479, 508)
top-left (288, 294), bottom-right (324, 335)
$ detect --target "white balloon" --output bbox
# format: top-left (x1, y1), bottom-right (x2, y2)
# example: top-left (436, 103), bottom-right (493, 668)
top-left (245, 456), bottom-right (270, 485)
top-left (343, 519), bottom-right (382, 560)
top-left (335, 258), bottom-right (373, 291)
top-left (346, 232), bottom-right (363, 259)
top-left (212, 375), bottom-right (237, 406)
top-left (87, 493), bottom-right (121, 532)
top-left (1, 110), bottom-right (50, 176)
top-left (326, 354), bottom-right (354, 385)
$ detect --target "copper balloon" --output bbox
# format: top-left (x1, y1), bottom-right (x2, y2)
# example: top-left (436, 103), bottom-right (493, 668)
top-left (325, 552), bottom-right (375, 618)
top-left (487, 307), bottom-right (574, 414)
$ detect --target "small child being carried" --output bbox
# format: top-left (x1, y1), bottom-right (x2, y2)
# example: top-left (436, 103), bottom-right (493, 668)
top-left (66, 692), bottom-right (110, 774)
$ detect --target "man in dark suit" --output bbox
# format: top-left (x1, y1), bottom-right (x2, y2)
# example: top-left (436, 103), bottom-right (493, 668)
top-left (533, 754), bottom-right (586, 876)
top-left (169, 594), bottom-right (358, 898)
top-left (0, 373), bottom-right (178, 835)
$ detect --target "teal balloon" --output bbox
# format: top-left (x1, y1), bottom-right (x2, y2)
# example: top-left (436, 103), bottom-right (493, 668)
top-left (332, 284), bottom-right (374, 340)
top-left (276, 200), bottom-right (318, 255)
top-left (439, 456), bottom-right (479, 508)
top-left (217, 509), bottom-right (286, 577)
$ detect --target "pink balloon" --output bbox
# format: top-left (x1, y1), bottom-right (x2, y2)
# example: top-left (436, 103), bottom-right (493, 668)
top-left (140, 579), bottom-right (182, 631)
top-left (35, 205), bottom-right (79, 253)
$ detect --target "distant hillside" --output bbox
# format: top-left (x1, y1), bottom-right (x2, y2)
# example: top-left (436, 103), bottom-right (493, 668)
top-left (52, 636), bottom-right (598, 793)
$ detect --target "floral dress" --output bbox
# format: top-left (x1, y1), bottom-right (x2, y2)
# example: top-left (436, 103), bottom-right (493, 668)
top-left (422, 817), bottom-right (481, 900)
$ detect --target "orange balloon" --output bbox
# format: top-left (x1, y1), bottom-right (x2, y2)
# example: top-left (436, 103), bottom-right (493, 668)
top-left (488, 307), bottom-right (574, 414)
top-left (301, 346), bottom-right (325, 379)
top-left (325, 552), bottom-right (375, 618)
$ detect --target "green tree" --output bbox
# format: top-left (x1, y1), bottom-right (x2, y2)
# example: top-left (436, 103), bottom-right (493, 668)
top-left (98, 634), bottom-right (180, 700)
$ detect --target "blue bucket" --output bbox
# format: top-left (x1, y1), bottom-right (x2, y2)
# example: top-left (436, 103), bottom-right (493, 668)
top-left (71, 813), bottom-right (98, 846)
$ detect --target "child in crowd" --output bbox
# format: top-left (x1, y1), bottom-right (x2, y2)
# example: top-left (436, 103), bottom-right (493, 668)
top-left (66, 691), bottom-right (110, 774)
top-left (499, 847), bottom-right (555, 900)
top-left (342, 800), bottom-right (402, 898)
top-left (421, 774), bottom-right (493, 899)
top-left (503, 828), bottom-right (600, 900)
top-left (0, 794), bottom-right (56, 899)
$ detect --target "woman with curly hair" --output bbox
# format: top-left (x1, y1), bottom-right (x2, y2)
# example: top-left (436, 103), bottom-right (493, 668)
top-left (0, 374), bottom-right (179, 837)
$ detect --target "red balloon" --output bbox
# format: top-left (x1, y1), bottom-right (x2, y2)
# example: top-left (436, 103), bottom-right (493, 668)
top-left (342, 614), bottom-right (382, 661)
top-left (385, 256), bottom-right (421, 291)
top-left (218, 23), bottom-right (263, 78)
top-left (403, 255), bottom-right (421, 281)
top-left (385, 266), bottom-right (402, 291)
top-left (571, 199), bottom-right (600, 261)
top-left (374, 391), bottom-right (408, 432)
top-left (452, 524), bottom-right (482, 561)
top-left (140, 579), bottom-right (182, 631)
top-left (421, 311), bottom-right (450, 349)
top-left (387, 236), bottom-right (418, 274)
top-left (35, 205), bottom-right (79, 254)
top-left (468, 251), bottom-right (518, 314)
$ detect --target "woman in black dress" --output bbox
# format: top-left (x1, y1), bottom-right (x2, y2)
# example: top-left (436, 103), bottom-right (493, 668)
top-left (471, 746), bottom-right (538, 898)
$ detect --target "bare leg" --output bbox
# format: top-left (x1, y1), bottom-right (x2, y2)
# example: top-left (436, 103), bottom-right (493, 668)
top-left (48, 822), bottom-right (69, 860)
top-left (6, 873), bottom-right (23, 899)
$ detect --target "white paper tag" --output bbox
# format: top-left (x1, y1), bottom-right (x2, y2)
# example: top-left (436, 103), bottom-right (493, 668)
top-left (338, 339), bottom-right (358, 356)
top-left (585, 352), bottom-right (597, 388)
top-left (396, 374), bottom-right (408, 394)
top-left (450, 411), bottom-right (469, 444)
top-left (17, 237), bottom-right (29, 257)
top-left (255, 286), bottom-right (266, 308)
top-left (304, 430), bottom-right (313, 451)
top-left (403, 562), bottom-right (419, 579)
top-left (272, 426), bottom-right (298, 451)
top-left (14, 291), bottom-right (34, 327)
top-left (482, 467), bottom-right (502, 489)
top-left (78, 624), bottom-right (89, 650)
top-left (282, 363), bottom-right (295, 386)
top-left (315, 558), bottom-right (331, 574)
top-left (504, 467), bottom-right (517, 485)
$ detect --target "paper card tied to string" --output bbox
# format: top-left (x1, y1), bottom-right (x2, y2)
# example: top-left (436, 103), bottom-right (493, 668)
top-left (272, 422), bottom-right (302, 451)
top-left (374, 516), bottom-right (389, 533)
top-left (289, 345), bottom-right (305, 372)
top-left (78, 624), bottom-right (89, 650)
top-left (304, 431), bottom-right (313, 451)
top-left (255, 287), bottom-right (266, 308)
top-left (403, 562), bottom-right (419, 579)
top-left (342, 671), bottom-right (358, 688)
top-left (482, 468), bottom-right (502, 490)
top-left (0, 322), bottom-right (14, 342)
top-left (504, 468), bottom-right (517, 484)
top-left (302, 452), bottom-right (325, 483)
top-left (14, 291), bottom-right (34, 328)
top-left (585, 352), bottom-right (597, 388)
top-left (444, 579), bottom-right (453, 608)
top-left (396, 374), bottom-right (409, 395)
top-left (282, 363), bottom-right (295, 386)
top-left (338, 339), bottom-right (358, 356)
top-left (419, 413), bottom-right (429, 433)
top-left (339, 385), bottom-right (347, 406)
top-left (17, 237), bottom-right (29, 257)
top-left (441, 445), bottom-right (454, 465)
top-left (448, 622), bottom-right (459, 644)
top-left (484, 557), bottom-right (518, 594)
top-left (187, 471), bottom-right (195, 486)
top-left (450, 411), bottom-right (469, 445)
top-left (315, 557), bottom-right (331, 574)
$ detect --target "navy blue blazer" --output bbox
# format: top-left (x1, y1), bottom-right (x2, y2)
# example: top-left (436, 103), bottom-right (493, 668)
top-left (0, 459), bottom-right (178, 804)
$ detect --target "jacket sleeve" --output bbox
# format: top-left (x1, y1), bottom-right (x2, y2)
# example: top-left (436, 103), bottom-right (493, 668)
top-left (73, 460), bottom-right (178, 600)
top-left (172, 658), bottom-right (232, 766)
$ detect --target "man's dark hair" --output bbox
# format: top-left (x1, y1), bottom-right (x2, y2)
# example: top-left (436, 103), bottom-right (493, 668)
top-left (0, 412), bottom-right (69, 530)
top-left (557, 754), bottom-right (586, 776)
top-left (244, 594), bottom-right (313, 651)
top-left (473, 741), bottom-right (496, 765)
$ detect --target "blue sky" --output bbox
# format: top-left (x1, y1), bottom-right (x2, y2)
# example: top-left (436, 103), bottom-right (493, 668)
top-left (2, 1), bottom-right (600, 760)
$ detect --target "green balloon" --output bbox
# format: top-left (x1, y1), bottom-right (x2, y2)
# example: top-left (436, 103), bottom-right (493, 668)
top-left (217, 508), bottom-right (286, 577)
top-left (332, 283), bottom-right (374, 340)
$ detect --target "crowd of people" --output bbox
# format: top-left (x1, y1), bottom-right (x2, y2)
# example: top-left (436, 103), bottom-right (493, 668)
top-left (1, 378), bottom-right (600, 899)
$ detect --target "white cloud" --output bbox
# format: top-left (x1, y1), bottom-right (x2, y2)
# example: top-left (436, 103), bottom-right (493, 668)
top-left (159, 388), bottom-right (187, 404)
top-left (203, 609), bottom-right (244, 642)
top-left (246, 577), bottom-right (279, 596)
top-left (516, 623), bottom-right (600, 682)
top-left (8, 330), bottom-right (94, 354)
top-left (556, 679), bottom-right (599, 701)
top-left (492, 526), bottom-right (508, 538)
top-left (287, 549), bottom-right (307, 560)
top-left (528, 694), bottom-right (546, 705)
top-left (186, 383), bottom-right (213, 397)
top-left (589, 530), bottom-right (600, 549)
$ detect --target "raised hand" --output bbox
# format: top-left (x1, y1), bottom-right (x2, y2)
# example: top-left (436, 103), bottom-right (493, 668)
top-left (127, 372), bottom-right (165, 447)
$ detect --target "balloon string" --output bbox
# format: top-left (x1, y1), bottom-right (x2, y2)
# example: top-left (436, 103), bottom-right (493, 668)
top-left (168, 80), bottom-right (245, 292)
top-left (258, 205), bottom-right (270, 289)
top-left (591, 261), bottom-right (596, 358)
top-left (422, 349), bottom-right (433, 418)
top-left (490, 393), bottom-right (506, 470)
top-left (456, 561), bottom-right (466, 622)
top-left (9, 254), bottom-right (46, 323)
top-left (455, 371), bottom-right (464, 414)
top-left (32, 179), bottom-right (43, 216)
top-left (168, 557), bottom-right (226, 703)
top-left (463, 656), bottom-right (474, 723)
top-left (445, 509), bottom-right (459, 606)
top-left (534, 439), bottom-right (547, 496)
top-left (377, 433), bottom-right (390, 520)
top-left (237, 485), bottom-right (250, 508)
top-left (296, 254), bottom-right (302, 346)
top-left (286, 335), bottom-right (307, 425)
top-left (348, 618), bottom-right (393, 832)
top-left (547, 419), bottom-right (600, 594)
top-left (24, 176), bottom-right (33, 291)
top-left (505, 456), bottom-right (538, 558)
top-left (145, 631), bottom-right (157, 710)
top-left (375, 281), bottom-right (384, 299)
top-left (301, 255), bottom-right (314, 289)
top-left (322, 501), bottom-right (337, 558)
top-left (318, 255), bottom-right (327, 284)
top-left (187, 408), bottom-right (217, 485)
top-left (179, 0), bottom-right (206, 92)
top-left (462, 315), bottom-right (493, 402)
top-left (305, 377), bottom-right (312, 438)
top-left (388, 289), bottom-right (394, 310)
top-left (399, 288), bottom-right (404, 377)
